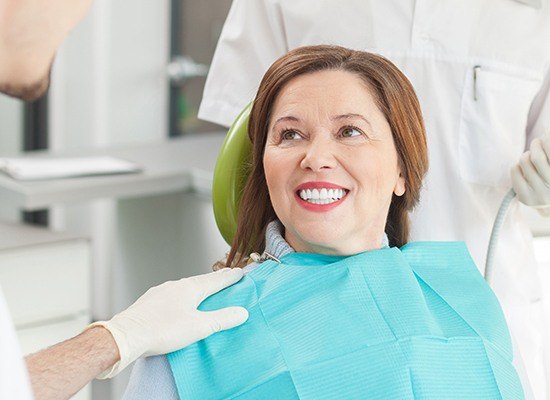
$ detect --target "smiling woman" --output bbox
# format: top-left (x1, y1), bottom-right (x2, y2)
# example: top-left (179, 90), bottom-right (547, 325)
top-left (227, 45), bottom-right (427, 267)
top-left (263, 69), bottom-right (407, 255)
top-left (122, 45), bottom-right (529, 400)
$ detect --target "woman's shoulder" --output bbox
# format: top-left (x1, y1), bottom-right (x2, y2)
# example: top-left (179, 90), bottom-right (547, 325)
top-left (399, 241), bottom-right (476, 271)
top-left (242, 262), bottom-right (260, 275)
top-left (400, 240), bottom-right (469, 253)
top-left (398, 241), bottom-right (485, 291)
top-left (122, 355), bottom-right (179, 400)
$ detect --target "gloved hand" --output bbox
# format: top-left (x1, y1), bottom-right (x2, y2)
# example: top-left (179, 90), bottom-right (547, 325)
top-left (511, 135), bottom-right (550, 217)
top-left (90, 268), bottom-right (249, 378)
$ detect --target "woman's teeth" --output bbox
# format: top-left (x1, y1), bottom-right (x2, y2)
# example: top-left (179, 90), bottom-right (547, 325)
top-left (298, 188), bottom-right (347, 204)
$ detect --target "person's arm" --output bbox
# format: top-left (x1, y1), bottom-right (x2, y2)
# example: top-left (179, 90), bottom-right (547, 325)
top-left (513, 65), bottom-right (550, 216)
top-left (511, 134), bottom-right (550, 217)
top-left (24, 268), bottom-right (248, 400)
top-left (25, 326), bottom-right (118, 400)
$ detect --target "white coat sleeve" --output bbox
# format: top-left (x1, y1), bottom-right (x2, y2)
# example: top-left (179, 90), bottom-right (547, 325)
top-left (198, 0), bottom-right (288, 127)
top-left (0, 287), bottom-right (34, 400)
top-left (526, 64), bottom-right (550, 147)
top-left (511, 330), bottom-right (536, 400)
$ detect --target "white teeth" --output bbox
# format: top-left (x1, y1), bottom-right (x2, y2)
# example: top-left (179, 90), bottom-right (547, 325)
top-left (298, 187), bottom-right (348, 204)
top-left (312, 189), bottom-right (320, 199)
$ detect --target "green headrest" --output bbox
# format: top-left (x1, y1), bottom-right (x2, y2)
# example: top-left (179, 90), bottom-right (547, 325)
top-left (212, 104), bottom-right (253, 245)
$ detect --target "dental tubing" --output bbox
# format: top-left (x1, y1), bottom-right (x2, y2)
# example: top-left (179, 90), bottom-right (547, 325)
top-left (484, 189), bottom-right (516, 284)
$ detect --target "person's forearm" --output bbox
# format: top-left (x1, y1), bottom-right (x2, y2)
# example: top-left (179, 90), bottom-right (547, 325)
top-left (25, 326), bottom-right (120, 400)
top-left (23, 269), bottom-right (247, 397)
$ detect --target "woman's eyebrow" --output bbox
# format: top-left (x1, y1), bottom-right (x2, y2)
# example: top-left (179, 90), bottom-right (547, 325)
top-left (331, 113), bottom-right (372, 128)
top-left (271, 113), bottom-right (372, 129)
top-left (271, 115), bottom-right (300, 130)
top-left (269, 115), bottom-right (300, 130)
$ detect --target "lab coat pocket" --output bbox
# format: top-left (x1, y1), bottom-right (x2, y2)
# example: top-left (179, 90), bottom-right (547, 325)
top-left (459, 67), bottom-right (541, 187)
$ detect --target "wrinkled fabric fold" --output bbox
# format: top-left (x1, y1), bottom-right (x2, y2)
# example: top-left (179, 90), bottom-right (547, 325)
top-left (168, 242), bottom-right (524, 399)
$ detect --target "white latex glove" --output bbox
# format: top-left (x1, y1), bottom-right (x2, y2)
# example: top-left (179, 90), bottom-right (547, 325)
top-left (511, 135), bottom-right (550, 217)
top-left (90, 268), bottom-right (248, 378)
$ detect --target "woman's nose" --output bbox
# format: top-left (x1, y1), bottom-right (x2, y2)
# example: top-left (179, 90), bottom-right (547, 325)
top-left (299, 140), bottom-right (337, 171)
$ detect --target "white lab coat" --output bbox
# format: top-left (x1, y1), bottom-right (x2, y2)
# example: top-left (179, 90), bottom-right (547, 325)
top-left (0, 286), bottom-right (34, 399)
top-left (198, 0), bottom-right (550, 398)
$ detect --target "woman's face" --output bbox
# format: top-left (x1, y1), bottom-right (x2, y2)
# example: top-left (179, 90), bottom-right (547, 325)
top-left (263, 69), bottom-right (405, 255)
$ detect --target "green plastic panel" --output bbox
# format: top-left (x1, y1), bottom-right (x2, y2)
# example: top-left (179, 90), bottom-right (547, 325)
top-left (212, 104), bottom-right (252, 245)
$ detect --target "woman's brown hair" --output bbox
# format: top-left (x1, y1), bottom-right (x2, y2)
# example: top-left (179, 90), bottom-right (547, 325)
top-left (224, 45), bottom-right (428, 268)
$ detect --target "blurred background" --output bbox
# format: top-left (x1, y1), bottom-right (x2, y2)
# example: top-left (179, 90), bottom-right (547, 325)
top-left (0, 0), bottom-right (233, 398)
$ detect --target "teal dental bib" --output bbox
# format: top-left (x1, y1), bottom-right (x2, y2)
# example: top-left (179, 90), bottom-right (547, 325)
top-left (168, 242), bottom-right (524, 399)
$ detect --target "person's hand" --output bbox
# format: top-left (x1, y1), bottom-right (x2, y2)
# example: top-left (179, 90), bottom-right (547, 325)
top-left (91, 268), bottom-right (249, 378)
top-left (511, 135), bottom-right (550, 217)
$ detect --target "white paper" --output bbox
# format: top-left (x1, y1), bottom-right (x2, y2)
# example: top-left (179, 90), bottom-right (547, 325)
top-left (0, 156), bottom-right (142, 181)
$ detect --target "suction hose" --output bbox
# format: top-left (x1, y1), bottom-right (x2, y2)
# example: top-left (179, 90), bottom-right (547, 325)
top-left (484, 189), bottom-right (517, 284)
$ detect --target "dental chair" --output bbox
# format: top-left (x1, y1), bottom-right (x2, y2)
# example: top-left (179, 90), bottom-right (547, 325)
top-left (212, 103), bottom-right (253, 245)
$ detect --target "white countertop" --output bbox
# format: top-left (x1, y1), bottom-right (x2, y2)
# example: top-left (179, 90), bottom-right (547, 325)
top-left (0, 133), bottom-right (225, 211)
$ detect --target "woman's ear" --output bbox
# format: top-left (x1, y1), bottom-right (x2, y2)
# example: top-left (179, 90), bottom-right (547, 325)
top-left (394, 171), bottom-right (406, 197)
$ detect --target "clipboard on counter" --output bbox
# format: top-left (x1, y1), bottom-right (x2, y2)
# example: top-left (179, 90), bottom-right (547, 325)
top-left (0, 156), bottom-right (142, 181)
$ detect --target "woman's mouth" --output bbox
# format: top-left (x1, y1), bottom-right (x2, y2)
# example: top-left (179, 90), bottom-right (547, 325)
top-left (297, 188), bottom-right (348, 205)
top-left (294, 182), bottom-right (349, 212)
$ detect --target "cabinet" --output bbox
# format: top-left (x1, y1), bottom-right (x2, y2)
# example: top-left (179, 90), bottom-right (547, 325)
top-left (0, 222), bottom-right (92, 399)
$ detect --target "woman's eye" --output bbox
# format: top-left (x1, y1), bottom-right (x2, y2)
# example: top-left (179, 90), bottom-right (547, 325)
top-left (341, 126), bottom-right (362, 138)
top-left (281, 130), bottom-right (301, 141)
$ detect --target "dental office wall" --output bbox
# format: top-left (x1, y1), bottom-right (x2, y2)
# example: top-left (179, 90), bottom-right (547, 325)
top-left (0, 96), bottom-right (23, 222)
top-left (0, 96), bottom-right (21, 156)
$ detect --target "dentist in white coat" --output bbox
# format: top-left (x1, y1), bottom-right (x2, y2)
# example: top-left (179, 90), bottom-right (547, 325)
top-left (198, 0), bottom-right (550, 398)
top-left (0, 1), bottom-right (248, 399)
